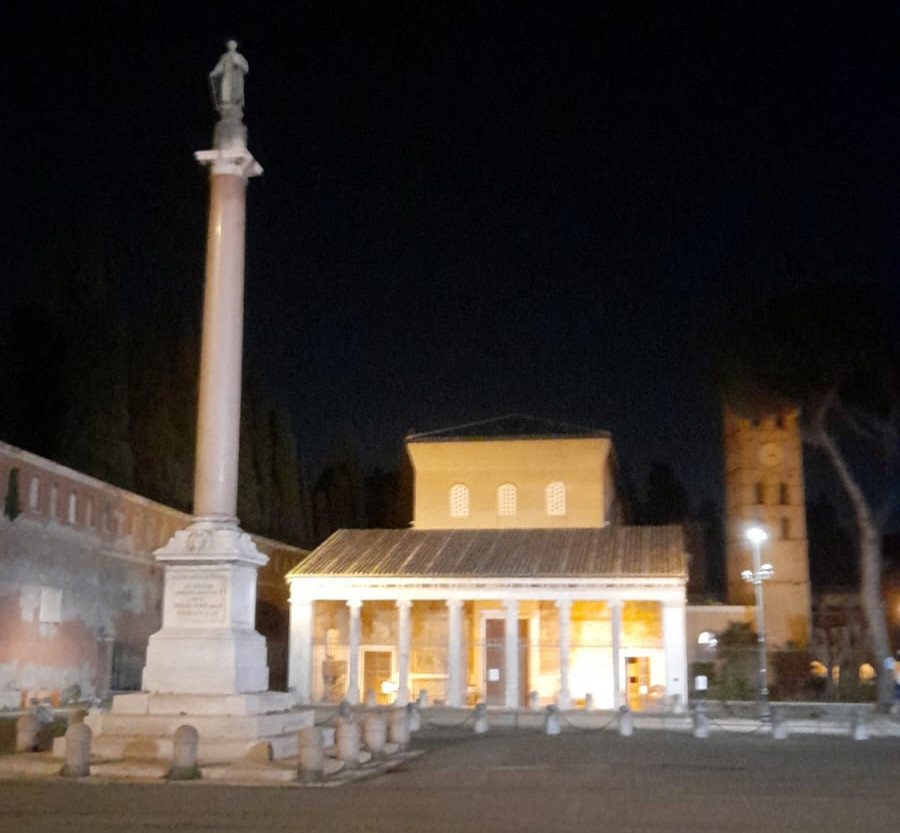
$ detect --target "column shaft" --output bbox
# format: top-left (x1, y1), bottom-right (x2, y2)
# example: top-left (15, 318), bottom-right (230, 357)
top-left (288, 595), bottom-right (314, 704)
top-left (610, 600), bottom-right (623, 708)
top-left (662, 600), bottom-right (687, 712)
top-left (446, 600), bottom-right (464, 707)
top-left (504, 599), bottom-right (520, 709)
top-left (347, 601), bottom-right (362, 704)
top-left (556, 598), bottom-right (572, 708)
top-left (396, 600), bottom-right (412, 706)
top-left (194, 172), bottom-right (248, 519)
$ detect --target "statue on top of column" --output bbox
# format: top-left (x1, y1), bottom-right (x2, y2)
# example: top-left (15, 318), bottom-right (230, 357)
top-left (209, 40), bottom-right (249, 113)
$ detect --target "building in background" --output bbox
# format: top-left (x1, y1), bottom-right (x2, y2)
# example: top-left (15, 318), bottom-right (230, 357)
top-left (288, 416), bottom-right (689, 711)
top-left (0, 441), bottom-right (304, 708)
top-left (722, 406), bottom-right (811, 648)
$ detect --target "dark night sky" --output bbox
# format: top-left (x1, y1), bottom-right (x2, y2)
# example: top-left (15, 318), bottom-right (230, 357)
top-left (3, 1), bottom-right (899, 514)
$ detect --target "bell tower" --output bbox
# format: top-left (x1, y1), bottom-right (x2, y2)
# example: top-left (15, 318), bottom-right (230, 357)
top-left (723, 406), bottom-right (811, 647)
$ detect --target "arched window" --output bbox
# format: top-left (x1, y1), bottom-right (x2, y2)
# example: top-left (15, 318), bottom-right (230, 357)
top-left (497, 483), bottom-right (517, 516)
top-left (29, 476), bottom-right (40, 511)
top-left (449, 484), bottom-right (470, 518)
top-left (545, 481), bottom-right (566, 516)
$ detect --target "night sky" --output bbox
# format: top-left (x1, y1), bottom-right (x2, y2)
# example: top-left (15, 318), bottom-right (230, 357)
top-left (3, 2), bottom-right (899, 515)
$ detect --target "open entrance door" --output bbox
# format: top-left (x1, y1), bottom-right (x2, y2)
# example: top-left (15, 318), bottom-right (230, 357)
top-left (484, 618), bottom-right (529, 707)
top-left (626, 656), bottom-right (650, 711)
top-left (363, 650), bottom-right (393, 705)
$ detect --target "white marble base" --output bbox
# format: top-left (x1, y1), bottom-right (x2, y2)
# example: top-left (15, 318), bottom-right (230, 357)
top-left (142, 628), bottom-right (269, 694)
top-left (79, 692), bottom-right (314, 763)
top-left (141, 519), bottom-right (271, 695)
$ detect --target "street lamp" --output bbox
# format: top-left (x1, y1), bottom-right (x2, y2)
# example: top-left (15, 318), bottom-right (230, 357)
top-left (742, 525), bottom-right (774, 718)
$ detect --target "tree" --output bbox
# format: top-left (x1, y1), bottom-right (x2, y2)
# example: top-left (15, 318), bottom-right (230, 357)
top-left (4, 468), bottom-right (21, 521)
top-left (642, 461), bottom-right (689, 525)
top-left (717, 284), bottom-right (899, 709)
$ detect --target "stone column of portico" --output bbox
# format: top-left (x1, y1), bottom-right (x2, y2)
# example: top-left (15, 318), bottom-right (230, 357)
top-left (288, 594), bottom-right (314, 704)
top-left (446, 599), bottom-right (464, 707)
top-left (503, 598), bottom-right (520, 709)
top-left (662, 599), bottom-right (687, 712)
top-left (610, 600), bottom-right (624, 708)
top-left (346, 600), bottom-right (362, 704)
top-left (396, 600), bottom-right (412, 706)
top-left (556, 598), bottom-right (572, 708)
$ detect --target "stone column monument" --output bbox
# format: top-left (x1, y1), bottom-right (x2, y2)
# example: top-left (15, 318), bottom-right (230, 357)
top-left (84, 43), bottom-right (312, 763)
top-left (141, 39), bottom-right (266, 696)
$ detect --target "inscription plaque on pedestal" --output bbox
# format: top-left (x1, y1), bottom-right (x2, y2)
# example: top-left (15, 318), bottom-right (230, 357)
top-left (167, 576), bottom-right (227, 626)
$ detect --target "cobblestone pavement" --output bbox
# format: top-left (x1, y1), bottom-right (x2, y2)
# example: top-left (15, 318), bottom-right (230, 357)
top-left (1, 729), bottom-right (897, 832)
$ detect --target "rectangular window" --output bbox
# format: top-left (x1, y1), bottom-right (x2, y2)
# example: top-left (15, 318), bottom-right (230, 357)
top-left (49, 484), bottom-right (59, 519)
top-left (68, 491), bottom-right (78, 524)
top-left (29, 476), bottom-right (40, 511)
top-left (39, 587), bottom-right (62, 624)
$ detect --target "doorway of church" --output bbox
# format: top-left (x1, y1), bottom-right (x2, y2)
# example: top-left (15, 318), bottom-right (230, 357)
top-left (626, 656), bottom-right (650, 711)
top-left (484, 618), bottom-right (530, 707)
top-left (364, 650), bottom-right (393, 705)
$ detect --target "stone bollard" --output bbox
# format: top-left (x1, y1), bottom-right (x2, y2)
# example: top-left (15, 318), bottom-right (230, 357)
top-left (692, 701), bottom-right (709, 739)
top-left (169, 725), bottom-right (200, 780)
top-left (336, 718), bottom-right (361, 770)
top-left (544, 705), bottom-right (561, 735)
top-left (338, 699), bottom-right (352, 720)
top-left (417, 689), bottom-right (429, 709)
top-left (851, 708), bottom-right (869, 741)
top-left (771, 706), bottom-right (788, 740)
top-left (618, 705), bottom-right (634, 737)
top-left (529, 691), bottom-right (539, 710)
top-left (473, 702), bottom-right (488, 734)
top-left (583, 693), bottom-right (594, 712)
top-left (15, 714), bottom-right (41, 752)
top-left (365, 689), bottom-right (377, 708)
top-left (406, 702), bottom-right (421, 732)
top-left (389, 708), bottom-right (410, 751)
top-left (61, 723), bottom-right (92, 778)
top-left (297, 726), bottom-right (325, 784)
top-left (363, 714), bottom-right (387, 760)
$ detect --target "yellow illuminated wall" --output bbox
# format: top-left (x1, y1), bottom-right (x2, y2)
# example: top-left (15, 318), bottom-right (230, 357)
top-left (407, 436), bottom-right (616, 529)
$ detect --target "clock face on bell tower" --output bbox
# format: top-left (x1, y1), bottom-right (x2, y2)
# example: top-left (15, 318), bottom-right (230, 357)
top-left (722, 406), bottom-right (811, 648)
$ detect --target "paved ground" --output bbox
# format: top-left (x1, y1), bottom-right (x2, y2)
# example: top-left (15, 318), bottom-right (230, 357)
top-left (1, 728), bottom-right (897, 832)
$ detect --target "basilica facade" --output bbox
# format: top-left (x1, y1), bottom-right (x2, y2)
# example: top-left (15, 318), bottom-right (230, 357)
top-left (287, 416), bottom-right (689, 710)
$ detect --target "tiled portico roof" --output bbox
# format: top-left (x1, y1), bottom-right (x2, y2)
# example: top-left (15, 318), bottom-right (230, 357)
top-left (289, 526), bottom-right (686, 579)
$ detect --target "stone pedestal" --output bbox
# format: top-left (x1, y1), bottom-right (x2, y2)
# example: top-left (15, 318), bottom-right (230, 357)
top-left (81, 691), bottom-right (313, 762)
top-left (142, 520), bottom-right (269, 695)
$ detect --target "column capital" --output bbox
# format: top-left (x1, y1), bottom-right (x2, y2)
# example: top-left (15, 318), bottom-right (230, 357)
top-left (346, 599), bottom-right (363, 610)
top-left (396, 599), bottom-right (413, 610)
top-left (554, 598), bottom-right (572, 611)
top-left (445, 598), bottom-right (464, 610)
top-left (608, 599), bottom-right (624, 610)
top-left (503, 598), bottom-right (519, 612)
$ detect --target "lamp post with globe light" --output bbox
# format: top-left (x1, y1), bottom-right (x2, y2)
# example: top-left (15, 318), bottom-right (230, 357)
top-left (742, 525), bottom-right (774, 717)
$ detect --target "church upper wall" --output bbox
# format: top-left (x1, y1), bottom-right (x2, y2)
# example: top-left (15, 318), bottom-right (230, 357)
top-left (407, 436), bottom-right (614, 529)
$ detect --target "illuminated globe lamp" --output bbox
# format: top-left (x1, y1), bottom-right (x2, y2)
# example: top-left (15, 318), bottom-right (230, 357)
top-left (742, 525), bottom-right (774, 718)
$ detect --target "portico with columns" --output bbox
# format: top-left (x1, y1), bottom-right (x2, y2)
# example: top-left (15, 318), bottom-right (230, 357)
top-left (287, 527), bottom-right (688, 711)
top-left (288, 418), bottom-right (690, 712)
